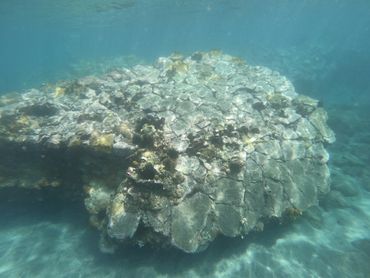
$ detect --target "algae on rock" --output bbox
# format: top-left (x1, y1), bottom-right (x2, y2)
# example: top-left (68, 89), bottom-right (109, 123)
top-left (0, 51), bottom-right (335, 253)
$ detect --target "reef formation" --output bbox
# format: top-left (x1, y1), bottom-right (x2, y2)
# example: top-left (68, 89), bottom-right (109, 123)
top-left (0, 51), bottom-right (335, 253)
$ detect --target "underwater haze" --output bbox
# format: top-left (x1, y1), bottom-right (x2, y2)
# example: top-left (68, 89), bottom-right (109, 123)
top-left (1, 0), bottom-right (370, 277)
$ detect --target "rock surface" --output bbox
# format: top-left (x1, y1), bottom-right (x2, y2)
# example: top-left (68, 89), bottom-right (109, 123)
top-left (0, 51), bottom-right (335, 253)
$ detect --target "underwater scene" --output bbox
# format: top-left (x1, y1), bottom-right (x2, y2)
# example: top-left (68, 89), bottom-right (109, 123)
top-left (0, 0), bottom-right (370, 277)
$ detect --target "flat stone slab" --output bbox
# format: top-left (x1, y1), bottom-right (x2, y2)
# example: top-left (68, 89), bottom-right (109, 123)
top-left (0, 51), bottom-right (335, 253)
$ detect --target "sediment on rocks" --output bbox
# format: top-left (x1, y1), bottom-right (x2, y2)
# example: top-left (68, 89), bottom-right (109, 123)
top-left (0, 51), bottom-right (335, 253)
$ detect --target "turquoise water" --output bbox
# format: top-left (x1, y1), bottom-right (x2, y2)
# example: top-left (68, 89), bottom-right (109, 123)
top-left (1, 1), bottom-right (370, 277)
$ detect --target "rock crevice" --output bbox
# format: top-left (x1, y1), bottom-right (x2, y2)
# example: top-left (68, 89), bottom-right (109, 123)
top-left (0, 51), bottom-right (335, 253)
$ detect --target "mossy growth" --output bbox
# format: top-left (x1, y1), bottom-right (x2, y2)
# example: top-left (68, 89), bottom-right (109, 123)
top-left (198, 146), bottom-right (219, 161)
top-left (133, 115), bottom-right (165, 148)
top-left (90, 132), bottom-right (114, 151)
top-left (228, 159), bottom-right (244, 174)
top-left (49, 80), bottom-right (86, 98)
top-left (186, 124), bottom-right (242, 161)
top-left (132, 124), bottom-right (157, 148)
top-left (0, 113), bottom-right (37, 135)
top-left (293, 95), bottom-right (319, 116)
top-left (165, 58), bottom-right (189, 80)
top-left (116, 122), bottom-right (133, 140)
top-left (124, 115), bottom-right (184, 195)
top-left (138, 163), bottom-right (157, 180)
top-left (268, 93), bottom-right (290, 110)
top-left (252, 101), bottom-right (266, 111)
top-left (283, 207), bottom-right (302, 222)
top-left (130, 147), bottom-right (182, 186)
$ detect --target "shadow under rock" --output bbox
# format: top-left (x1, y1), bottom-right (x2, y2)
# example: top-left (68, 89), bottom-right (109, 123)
top-left (94, 219), bottom-right (293, 277)
top-left (0, 187), bottom-right (105, 260)
top-left (0, 186), bottom-right (297, 277)
top-left (0, 187), bottom-right (88, 226)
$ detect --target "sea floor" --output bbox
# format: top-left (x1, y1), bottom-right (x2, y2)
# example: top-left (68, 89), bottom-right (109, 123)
top-left (0, 103), bottom-right (369, 278)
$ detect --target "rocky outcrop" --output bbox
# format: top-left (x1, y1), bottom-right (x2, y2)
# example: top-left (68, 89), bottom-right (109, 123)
top-left (0, 51), bottom-right (335, 253)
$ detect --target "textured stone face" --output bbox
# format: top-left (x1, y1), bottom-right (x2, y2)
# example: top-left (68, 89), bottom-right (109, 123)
top-left (0, 51), bottom-right (335, 253)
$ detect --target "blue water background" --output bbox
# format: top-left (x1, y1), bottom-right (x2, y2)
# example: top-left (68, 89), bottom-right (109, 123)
top-left (1, 0), bottom-right (370, 103)
top-left (1, 1), bottom-right (370, 277)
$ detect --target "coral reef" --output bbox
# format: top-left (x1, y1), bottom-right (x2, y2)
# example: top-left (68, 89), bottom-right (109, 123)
top-left (0, 52), bottom-right (335, 253)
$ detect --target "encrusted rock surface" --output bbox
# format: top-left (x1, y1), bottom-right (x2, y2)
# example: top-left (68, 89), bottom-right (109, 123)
top-left (0, 51), bottom-right (335, 253)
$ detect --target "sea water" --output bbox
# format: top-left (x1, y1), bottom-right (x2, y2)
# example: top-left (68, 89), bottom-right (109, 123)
top-left (0, 0), bottom-right (370, 277)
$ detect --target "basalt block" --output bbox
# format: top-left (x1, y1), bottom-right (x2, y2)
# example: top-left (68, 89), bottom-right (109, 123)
top-left (0, 51), bottom-right (335, 253)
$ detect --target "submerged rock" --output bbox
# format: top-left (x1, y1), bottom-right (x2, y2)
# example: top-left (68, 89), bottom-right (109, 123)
top-left (0, 51), bottom-right (335, 253)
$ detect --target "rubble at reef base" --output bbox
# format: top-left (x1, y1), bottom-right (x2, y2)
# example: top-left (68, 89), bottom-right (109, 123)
top-left (0, 51), bottom-right (335, 253)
